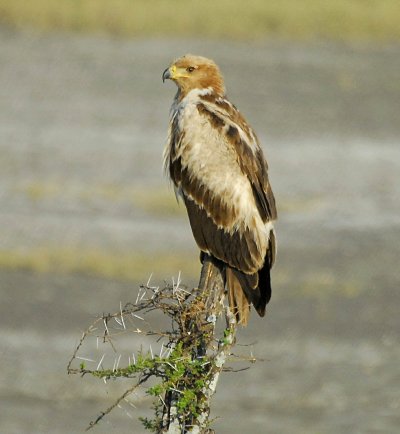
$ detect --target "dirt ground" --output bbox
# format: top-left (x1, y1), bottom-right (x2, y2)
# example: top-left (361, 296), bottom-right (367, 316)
top-left (0, 29), bottom-right (399, 433)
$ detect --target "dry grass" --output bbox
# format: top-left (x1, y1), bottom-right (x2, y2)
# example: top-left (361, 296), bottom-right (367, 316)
top-left (0, 0), bottom-right (399, 41)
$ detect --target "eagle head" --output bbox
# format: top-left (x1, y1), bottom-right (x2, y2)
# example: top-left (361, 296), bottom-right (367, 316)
top-left (162, 54), bottom-right (225, 97)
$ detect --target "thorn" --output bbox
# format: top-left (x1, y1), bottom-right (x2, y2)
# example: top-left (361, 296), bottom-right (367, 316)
top-left (178, 287), bottom-right (190, 295)
top-left (165, 362), bottom-right (177, 371)
top-left (151, 285), bottom-right (160, 299)
top-left (170, 387), bottom-right (183, 394)
top-left (166, 347), bottom-right (172, 359)
top-left (124, 398), bottom-right (137, 409)
top-left (76, 356), bottom-right (95, 362)
top-left (96, 354), bottom-right (106, 370)
top-left (116, 354), bottom-right (121, 370)
top-left (176, 270), bottom-right (181, 289)
top-left (135, 287), bottom-right (142, 305)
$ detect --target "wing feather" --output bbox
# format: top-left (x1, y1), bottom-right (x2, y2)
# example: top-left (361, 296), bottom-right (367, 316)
top-left (184, 197), bottom-right (262, 274)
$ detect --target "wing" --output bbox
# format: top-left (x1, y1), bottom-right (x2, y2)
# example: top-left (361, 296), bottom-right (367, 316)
top-left (165, 91), bottom-right (276, 274)
top-left (198, 94), bottom-right (277, 224)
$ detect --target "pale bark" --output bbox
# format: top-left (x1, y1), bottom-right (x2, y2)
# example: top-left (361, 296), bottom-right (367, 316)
top-left (161, 255), bottom-right (237, 434)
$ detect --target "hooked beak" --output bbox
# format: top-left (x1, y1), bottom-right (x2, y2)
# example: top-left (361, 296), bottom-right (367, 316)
top-left (162, 67), bottom-right (171, 83)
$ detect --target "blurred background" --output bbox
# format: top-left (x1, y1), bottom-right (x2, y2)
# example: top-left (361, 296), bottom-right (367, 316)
top-left (0, 1), bottom-right (399, 433)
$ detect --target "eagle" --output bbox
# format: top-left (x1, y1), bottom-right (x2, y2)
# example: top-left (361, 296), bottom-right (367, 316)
top-left (162, 55), bottom-right (277, 325)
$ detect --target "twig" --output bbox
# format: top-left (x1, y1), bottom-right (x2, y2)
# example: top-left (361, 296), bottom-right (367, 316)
top-left (85, 377), bottom-right (148, 431)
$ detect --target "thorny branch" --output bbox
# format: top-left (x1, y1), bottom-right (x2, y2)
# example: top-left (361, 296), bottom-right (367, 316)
top-left (68, 258), bottom-right (254, 433)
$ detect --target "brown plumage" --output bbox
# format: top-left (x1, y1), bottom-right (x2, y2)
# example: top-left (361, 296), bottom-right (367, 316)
top-left (162, 54), bottom-right (277, 325)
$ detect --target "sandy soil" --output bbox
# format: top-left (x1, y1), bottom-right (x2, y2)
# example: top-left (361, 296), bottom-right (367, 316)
top-left (0, 29), bottom-right (399, 433)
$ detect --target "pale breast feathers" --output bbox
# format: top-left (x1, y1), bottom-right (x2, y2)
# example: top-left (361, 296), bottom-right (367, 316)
top-left (164, 90), bottom-right (277, 263)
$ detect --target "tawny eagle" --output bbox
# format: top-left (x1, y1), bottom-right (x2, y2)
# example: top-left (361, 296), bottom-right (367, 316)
top-left (162, 55), bottom-right (277, 325)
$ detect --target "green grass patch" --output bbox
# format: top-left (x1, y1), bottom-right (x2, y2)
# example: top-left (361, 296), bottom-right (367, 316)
top-left (15, 180), bottom-right (185, 216)
top-left (0, 247), bottom-right (199, 281)
top-left (0, 0), bottom-right (399, 41)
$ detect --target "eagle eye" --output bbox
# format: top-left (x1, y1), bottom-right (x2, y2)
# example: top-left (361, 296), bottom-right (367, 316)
top-left (186, 66), bottom-right (195, 73)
